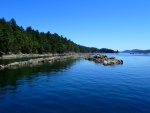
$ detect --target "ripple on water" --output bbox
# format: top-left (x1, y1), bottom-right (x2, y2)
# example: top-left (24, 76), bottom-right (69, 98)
top-left (0, 54), bottom-right (150, 113)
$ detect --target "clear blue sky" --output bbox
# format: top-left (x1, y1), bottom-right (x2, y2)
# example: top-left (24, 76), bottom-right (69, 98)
top-left (0, 0), bottom-right (150, 51)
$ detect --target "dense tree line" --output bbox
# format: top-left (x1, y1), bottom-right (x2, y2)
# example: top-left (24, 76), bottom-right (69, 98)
top-left (0, 18), bottom-right (118, 54)
top-left (99, 48), bottom-right (119, 53)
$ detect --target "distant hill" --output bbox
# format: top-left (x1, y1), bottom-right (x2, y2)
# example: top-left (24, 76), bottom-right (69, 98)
top-left (122, 49), bottom-right (150, 53)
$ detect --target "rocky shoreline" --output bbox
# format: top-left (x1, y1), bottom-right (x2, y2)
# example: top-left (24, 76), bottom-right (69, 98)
top-left (85, 54), bottom-right (123, 66)
top-left (0, 53), bottom-right (88, 70)
top-left (0, 53), bottom-right (123, 69)
top-left (0, 53), bottom-right (54, 59)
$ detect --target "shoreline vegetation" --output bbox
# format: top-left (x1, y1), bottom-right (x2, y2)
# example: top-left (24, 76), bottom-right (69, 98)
top-left (0, 18), bottom-right (118, 55)
top-left (0, 18), bottom-right (122, 69)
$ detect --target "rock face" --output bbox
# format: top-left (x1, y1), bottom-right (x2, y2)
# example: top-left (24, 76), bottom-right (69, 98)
top-left (85, 54), bottom-right (123, 66)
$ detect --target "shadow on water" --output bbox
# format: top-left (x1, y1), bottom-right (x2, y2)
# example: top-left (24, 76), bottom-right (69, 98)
top-left (0, 59), bottom-right (77, 88)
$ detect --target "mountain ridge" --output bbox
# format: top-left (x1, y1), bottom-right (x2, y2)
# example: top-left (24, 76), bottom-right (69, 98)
top-left (122, 49), bottom-right (150, 53)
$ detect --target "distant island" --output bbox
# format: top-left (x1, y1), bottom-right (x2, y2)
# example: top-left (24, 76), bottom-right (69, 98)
top-left (0, 18), bottom-right (118, 56)
top-left (122, 49), bottom-right (150, 54)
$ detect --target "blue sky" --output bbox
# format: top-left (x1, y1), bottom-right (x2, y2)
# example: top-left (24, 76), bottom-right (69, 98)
top-left (0, 0), bottom-right (150, 51)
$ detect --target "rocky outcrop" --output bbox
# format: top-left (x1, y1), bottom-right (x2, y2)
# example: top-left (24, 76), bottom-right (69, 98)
top-left (85, 54), bottom-right (123, 66)
top-left (0, 53), bottom-right (53, 59)
top-left (0, 53), bottom-right (89, 69)
top-left (0, 56), bottom-right (68, 69)
top-left (0, 53), bottom-right (89, 59)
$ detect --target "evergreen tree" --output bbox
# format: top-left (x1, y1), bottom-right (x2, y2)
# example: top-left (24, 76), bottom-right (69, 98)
top-left (0, 18), bottom-right (117, 54)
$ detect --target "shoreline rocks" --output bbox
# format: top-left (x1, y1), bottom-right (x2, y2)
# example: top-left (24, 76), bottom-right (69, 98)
top-left (0, 53), bottom-right (89, 70)
top-left (85, 54), bottom-right (123, 66)
top-left (0, 53), bottom-right (89, 60)
top-left (0, 53), bottom-right (123, 69)
top-left (0, 53), bottom-right (54, 59)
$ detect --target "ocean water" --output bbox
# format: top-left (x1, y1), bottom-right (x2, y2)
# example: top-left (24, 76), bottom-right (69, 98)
top-left (0, 53), bottom-right (150, 113)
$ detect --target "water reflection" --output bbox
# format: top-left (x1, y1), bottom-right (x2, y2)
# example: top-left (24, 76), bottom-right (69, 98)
top-left (0, 59), bottom-right (77, 89)
top-left (0, 57), bottom-right (47, 65)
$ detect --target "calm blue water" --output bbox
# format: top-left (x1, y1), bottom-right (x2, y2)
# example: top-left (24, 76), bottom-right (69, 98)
top-left (0, 53), bottom-right (150, 113)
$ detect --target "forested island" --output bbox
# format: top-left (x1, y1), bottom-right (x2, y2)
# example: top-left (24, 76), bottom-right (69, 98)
top-left (0, 18), bottom-right (118, 55)
top-left (122, 49), bottom-right (150, 54)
